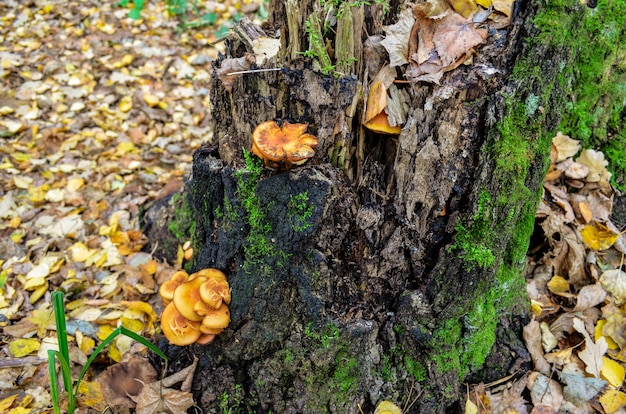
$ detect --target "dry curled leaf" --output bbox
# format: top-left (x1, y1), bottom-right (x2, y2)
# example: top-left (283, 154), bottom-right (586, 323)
top-left (552, 132), bottom-right (580, 163)
top-left (577, 149), bottom-right (611, 183)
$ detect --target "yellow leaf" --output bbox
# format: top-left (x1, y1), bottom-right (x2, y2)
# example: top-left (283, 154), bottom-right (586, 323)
top-left (122, 301), bottom-right (157, 325)
top-left (27, 307), bottom-right (54, 338)
top-left (119, 96), bottom-right (133, 113)
top-left (9, 216), bottom-right (21, 228)
top-left (177, 244), bottom-right (184, 266)
top-left (449, 0), bottom-right (478, 18)
top-left (599, 390), bottom-right (626, 414)
top-left (374, 401), bottom-right (402, 414)
top-left (601, 356), bottom-right (625, 387)
top-left (476, 0), bottom-right (492, 7)
top-left (29, 283), bottom-right (48, 304)
top-left (77, 331), bottom-right (95, 354)
top-left (23, 277), bottom-right (46, 290)
top-left (547, 275), bottom-right (570, 294)
top-left (465, 397), bottom-right (478, 414)
top-left (97, 325), bottom-right (116, 341)
top-left (596, 320), bottom-right (619, 350)
top-left (77, 381), bottom-right (106, 411)
top-left (581, 221), bottom-right (620, 251)
top-left (121, 316), bottom-right (144, 333)
top-left (143, 259), bottom-right (158, 275)
top-left (69, 242), bottom-right (97, 262)
top-left (143, 93), bottom-right (159, 107)
top-left (116, 141), bottom-right (136, 155)
top-left (8, 338), bottom-right (41, 357)
top-left (0, 395), bottom-right (18, 411)
top-left (66, 177), bottom-right (85, 192)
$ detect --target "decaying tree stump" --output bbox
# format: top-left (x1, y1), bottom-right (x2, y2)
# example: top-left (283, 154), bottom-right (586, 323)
top-left (145, 0), bottom-right (598, 412)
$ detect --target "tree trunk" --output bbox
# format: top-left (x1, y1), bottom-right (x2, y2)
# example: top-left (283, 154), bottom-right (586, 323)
top-left (148, 0), bottom-right (597, 412)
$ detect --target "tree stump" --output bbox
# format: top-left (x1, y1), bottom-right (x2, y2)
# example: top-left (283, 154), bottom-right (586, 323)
top-left (147, 0), bottom-right (596, 412)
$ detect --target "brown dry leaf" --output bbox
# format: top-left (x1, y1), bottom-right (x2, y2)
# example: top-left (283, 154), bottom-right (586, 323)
top-left (216, 56), bottom-right (252, 92)
top-left (600, 269), bottom-right (626, 306)
top-left (577, 149), bottom-right (611, 183)
top-left (380, 7), bottom-right (415, 67)
top-left (523, 319), bottom-right (551, 375)
top-left (99, 355), bottom-right (158, 409)
top-left (573, 317), bottom-right (607, 378)
top-left (134, 382), bottom-right (195, 414)
top-left (527, 371), bottom-right (564, 409)
top-left (552, 132), bottom-right (580, 163)
top-left (489, 375), bottom-right (529, 414)
top-left (573, 283), bottom-right (606, 312)
top-left (433, 13), bottom-right (487, 67)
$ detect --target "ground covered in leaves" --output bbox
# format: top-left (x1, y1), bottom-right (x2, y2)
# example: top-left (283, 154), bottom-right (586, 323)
top-left (0, 1), bottom-right (625, 413)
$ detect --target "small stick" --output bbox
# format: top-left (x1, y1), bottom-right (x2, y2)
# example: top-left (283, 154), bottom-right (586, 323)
top-left (227, 68), bottom-right (283, 76)
top-left (0, 356), bottom-right (46, 368)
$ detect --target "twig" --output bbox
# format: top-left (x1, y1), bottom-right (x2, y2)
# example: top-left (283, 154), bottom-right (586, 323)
top-left (226, 68), bottom-right (283, 76)
top-left (0, 356), bottom-right (46, 368)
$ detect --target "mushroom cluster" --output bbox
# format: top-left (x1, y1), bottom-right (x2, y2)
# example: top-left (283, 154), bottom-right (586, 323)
top-left (159, 268), bottom-right (231, 346)
top-left (251, 120), bottom-right (318, 170)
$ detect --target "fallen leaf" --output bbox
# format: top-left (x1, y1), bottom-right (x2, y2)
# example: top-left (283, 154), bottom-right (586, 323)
top-left (581, 221), bottom-right (620, 251)
top-left (573, 317), bottom-right (607, 378)
top-left (134, 382), bottom-right (195, 414)
top-left (552, 132), bottom-right (580, 162)
top-left (380, 7), bottom-right (415, 67)
top-left (433, 12), bottom-right (487, 67)
top-left (559, 372), bottom-right (605, 406)
top-left (600, 269), bottom-right (626, 306)
top-left (599, 389), bottom-right (626, 414)
top-left (600, 356), bottom-right (624, 387)
top-left (524, 319), bottom-right (551, 375)
top-left (527, 371), bottom-right (564, 409)
top-left (573, 283), bottom-right (606, 312)
top-left (374, 401), bottom-right (403, 414)
top-left (577, 149), bottom-right (611, 183)
top-left (8, 338), bottom-right (41, 357)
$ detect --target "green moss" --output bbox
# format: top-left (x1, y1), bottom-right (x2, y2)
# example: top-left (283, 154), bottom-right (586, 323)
top-left (404, 355), bottom-right (427, 382)
top-left (288, 192), bottom-right (314, 232)
top-left (167, 193), bottom-right (197, 241)
top-left (447, 190), bottom-right (496, 270)
top-left (233, 150), bottom-right (290, 276)
top-left (555, 0), bottom-right (626, 189)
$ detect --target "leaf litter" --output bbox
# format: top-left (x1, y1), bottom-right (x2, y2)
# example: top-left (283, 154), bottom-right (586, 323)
top-left (0, 0), bottom-right (263, 412)
top-left (468, 131), bottom-right (626, 413)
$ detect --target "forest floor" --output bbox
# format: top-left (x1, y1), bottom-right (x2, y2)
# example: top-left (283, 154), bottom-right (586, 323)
top-left (0, 1), bottom-right (625, 413)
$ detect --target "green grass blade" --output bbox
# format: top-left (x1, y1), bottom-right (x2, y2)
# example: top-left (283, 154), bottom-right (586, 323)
top-left (52, 292), bottom-right (70, 369)
top-left (74, 326), bottom-right (167, 395)
top-left (53, 351), bottom-right (75, 413)
top-left (48, 350), bottom-right (61, 414)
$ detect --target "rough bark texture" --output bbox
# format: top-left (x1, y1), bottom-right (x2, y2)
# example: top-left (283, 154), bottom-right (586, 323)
top-left (145, 0), bottom-right (597, 412)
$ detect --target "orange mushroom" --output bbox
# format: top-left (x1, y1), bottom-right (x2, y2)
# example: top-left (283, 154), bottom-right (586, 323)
top-left (172, 276), bottom-right (209, 322)
top-left (199, 277), bottom-right (231, 309)
top-left (251, 120), bottom-right (318, 170)
top-left (200, 304), bottom-right (231, 334)
top-left (160, 302), bottom-right (201, 346)
top-left (159, 270), bottom-right (189, 305)
top-left (159, 267), bottom-right (232, 346)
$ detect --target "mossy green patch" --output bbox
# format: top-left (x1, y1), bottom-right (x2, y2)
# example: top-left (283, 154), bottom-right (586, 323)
top-left (555, 0), bottom-right (626, 190)
top-left (288, 191), bottom-right (314, 232)
top-left (448, 190), bottom-right (496, 270)
top-left (232, 150), bottom-right (290, 276)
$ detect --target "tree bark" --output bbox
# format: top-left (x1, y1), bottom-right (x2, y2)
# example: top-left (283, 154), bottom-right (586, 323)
top-left (149, 0), bottom-right (595, 412)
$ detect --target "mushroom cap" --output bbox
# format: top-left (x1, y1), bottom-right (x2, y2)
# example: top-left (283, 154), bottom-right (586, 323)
top-left (160, 302), bottom-right (201, 346)
top-left (199, 278), bottom-right (231, 309)
top-left (196, 333), bottom-right (217, 345)
top-left (159, 270), bottom-right (189, 305)
top-left (173, 276), bottom-right (208, 322)
top-left (199, 304), bottom-right (230, 333)
top-left (364, 111), bottom-right (401, 135)
top-left (191, 268), bottom-right (227, 282)
top-left (251, 121), bottom-right (318, 167)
